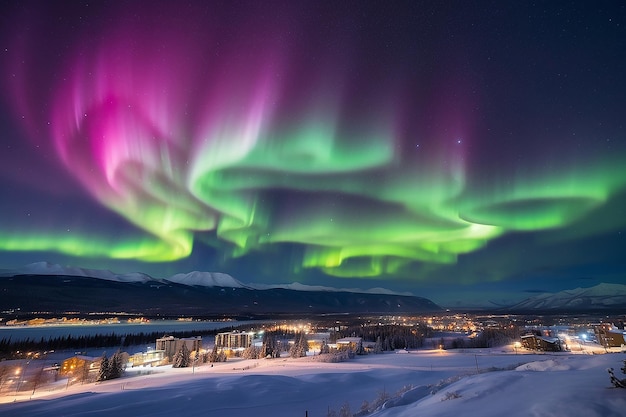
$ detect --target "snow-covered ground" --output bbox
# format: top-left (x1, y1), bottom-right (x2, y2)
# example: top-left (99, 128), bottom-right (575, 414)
top-left (1, 348), bottom-right (625, 417)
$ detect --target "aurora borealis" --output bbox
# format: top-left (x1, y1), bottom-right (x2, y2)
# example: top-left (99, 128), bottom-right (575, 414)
top-left (1, 1), bottom-right (625, 306)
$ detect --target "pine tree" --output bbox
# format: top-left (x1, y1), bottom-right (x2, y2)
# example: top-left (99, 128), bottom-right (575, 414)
top-left (374, 336), bottom-right (383, 354)
top-left (173, 343), bottom-right (191, 368)
top-left (108, 350), bottom-right (125, 380)
top-left (261, 333), bottom-right (280, 359)
top-left (242, 345), bottom-right (259, 359)
top-left (97, 353), bottom-right (109, 382)
top-left (208, 345), bottom-right (219, 363)
top-left (608, 359), bottom-right (626, 388)
top-left (290, 332), bottom-right (309, 358)
top-left (357, 339), bottom-right (366, 355)
top-left (338, 403), bottom-right (352, 417)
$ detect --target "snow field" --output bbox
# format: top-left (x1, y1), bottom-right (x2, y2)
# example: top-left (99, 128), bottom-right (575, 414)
top-left (1, 349), bottom-right (624, 417)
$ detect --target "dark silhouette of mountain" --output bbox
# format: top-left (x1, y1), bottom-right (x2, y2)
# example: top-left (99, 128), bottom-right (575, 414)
top-left (0, 274), bottom-right (441, 317)
top-left (506, 283), bottom-right (626, 313)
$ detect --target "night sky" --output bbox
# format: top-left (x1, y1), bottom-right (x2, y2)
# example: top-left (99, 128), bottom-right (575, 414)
top-left (1, 1), bottom-right (625, 307)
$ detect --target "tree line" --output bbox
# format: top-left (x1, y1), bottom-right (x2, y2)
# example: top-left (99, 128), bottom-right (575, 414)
top-left (0, 328), bottom-right (229, 360)
top-left (334, 323), bottom-right (433, 351)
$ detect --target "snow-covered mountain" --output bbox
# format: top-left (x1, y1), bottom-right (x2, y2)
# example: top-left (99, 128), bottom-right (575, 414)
top-left (0, 264), bottom-right (442, 316)
top-left (167, 271), bottom-right (247, 288)
top-left (3, 261), bottom-right (155, 283)
top-left (250, 281), bottom-right (413, 296)
top-left (2, 262), bottom-right (410, 296)
top-left (508, 283), bottom-right (626, 311)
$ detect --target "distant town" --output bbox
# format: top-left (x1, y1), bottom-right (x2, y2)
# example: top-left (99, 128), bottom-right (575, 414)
top-left (1, 311), bottom-right (625, 399)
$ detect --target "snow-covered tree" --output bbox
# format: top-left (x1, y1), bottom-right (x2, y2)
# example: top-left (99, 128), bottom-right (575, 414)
top-left (97, 353), bottom-right (109, 382)
top-left (355, 339), bottom-right (366, 355)
top-left (208, 345), bottom-right (219, 363)
top-left (96, 351), bottom-right (126, 381)
top-left (108, 350), bottom-right (125, 379)
top-left (374, 336), bottom-right (383, 354)
top-left (261, 333), bottom-right (281, 358)
top-left (242, 345), bottom-right (260, 359)
top-left (338, 402), bottom-right (352, 417)
top-left (172, 343), bottom-right (191, 368)
top-left (608, 359), bottom-right (626, 388)
top-left (290, 332), bottom-right (308, 358)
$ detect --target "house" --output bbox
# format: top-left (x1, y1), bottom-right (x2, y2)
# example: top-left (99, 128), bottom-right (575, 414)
top-left (59, 355), bottom-right (100, 378)
top-left (215, 331), bottom-right (255, 351)
top-left (305, 332), bottom-right (331, 352)
top-left (335, 337), bottom-right (363, 351)
top-left (520, 334), bottom-right (563, 352)
top-left (594, 324), bottom-right (626, 348)
top-left (156, 335), bottom-right (202, 361)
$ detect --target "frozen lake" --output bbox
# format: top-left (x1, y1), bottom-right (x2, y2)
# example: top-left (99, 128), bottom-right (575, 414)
top-left (0, 320), bottom-right (260, 342)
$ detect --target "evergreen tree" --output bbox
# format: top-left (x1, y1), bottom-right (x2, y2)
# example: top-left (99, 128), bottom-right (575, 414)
top-left (355, 339), bottom-right (366, 355)
top-left (290, 332), bottom-right (308, 358)
top-left (338, 403), bottom-right (352, 417)
top-left (242, 345), bottom-right (260, 359)
top-left (261, 333), bottom-right (280, 359)
top-left (108, 350), bottom-right (125, 379)
top-left (208, 345), bottom-right (219, 363)
top-left (608, 359), bottom-right (626, 388)
top-left (97, 353), bottom-right (109, 382)
top-left (374, 336), bottom-right (383, 354)
top-left (383, 337), bottom-right (392, 351)
top-left (173, 343), bottom-right (191, 368)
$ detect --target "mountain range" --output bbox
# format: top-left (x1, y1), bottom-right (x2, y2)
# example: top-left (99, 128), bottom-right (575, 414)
top-left (507, 283), bottom-right (626, 312)
top-left (1, 263), bottom-right (623, 316)
top-left (0, 263), bottom-right (440, 317)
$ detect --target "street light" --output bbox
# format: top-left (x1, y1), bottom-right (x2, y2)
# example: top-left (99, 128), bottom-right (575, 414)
top-left (514, 341), bottom-right (521, 355)
top-left (14, 360), bottom-right (31, 400)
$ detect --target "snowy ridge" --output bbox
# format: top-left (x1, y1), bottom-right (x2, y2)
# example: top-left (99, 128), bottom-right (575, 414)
top-left (7, 262), bottom-right (154, 283)
top-left (250, 281), bottom-right (414, 296)
top-left (3, 262), bottom-right (410, 296)
top-left (510, 283), bottom-right (626, 310)
top-left (166, 271), bottom-right (246, 288)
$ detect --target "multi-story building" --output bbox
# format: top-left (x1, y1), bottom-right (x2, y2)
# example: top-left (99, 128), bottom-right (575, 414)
top-left (155, 335), bottom-right (202, 361)
top-left (215, 331), bottom-right (254, 350)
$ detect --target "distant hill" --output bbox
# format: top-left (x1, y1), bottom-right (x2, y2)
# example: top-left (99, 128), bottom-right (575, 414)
top-left (0, 264), bottom-right (441, 317)
top-left (507, 283), bottom-right (626, 312)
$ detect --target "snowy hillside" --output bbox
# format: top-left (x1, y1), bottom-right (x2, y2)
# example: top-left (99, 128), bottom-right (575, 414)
top-left (509, 283), bottom-right (626, 311)
top-left (1, 349), bottom-right (624, 417)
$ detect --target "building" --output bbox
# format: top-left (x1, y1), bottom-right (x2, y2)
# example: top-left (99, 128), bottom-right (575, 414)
top-left (520, 334), bottom-right (563, 352)
top-left (129, 349), bottom-right (166, 367)
top-left (215, 331), bottom-right (255, 350)
top-left (156, 336), bottom-right (202, 361)
top-left (336, 337), bottom-right (363, 351)
top-left (59, 355), bottom-right (100, 377)
top-left (306, 332), bottom-right (331, 352)
top-left (594, 324), bottom-right (626, 348)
